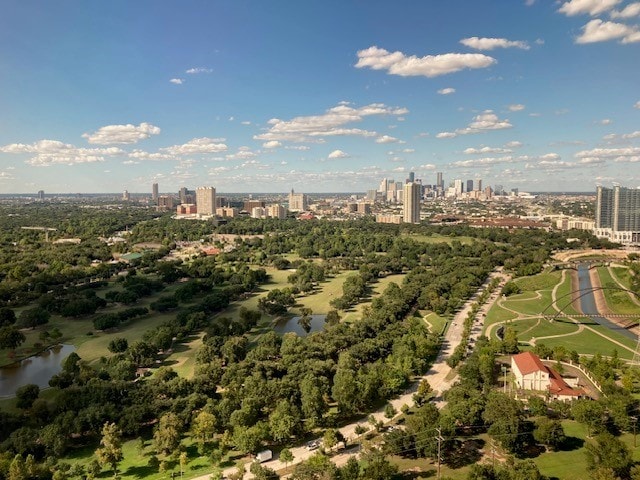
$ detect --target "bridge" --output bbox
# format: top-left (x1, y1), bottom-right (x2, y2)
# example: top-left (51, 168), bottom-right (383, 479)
top-left (543, 313), bottom-right (639, 320)
top-left (549, 259), bottom-right (611, 271)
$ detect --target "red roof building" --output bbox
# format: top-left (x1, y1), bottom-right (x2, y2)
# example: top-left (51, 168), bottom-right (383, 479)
top-left (511, 351), bottom-right (585, 401)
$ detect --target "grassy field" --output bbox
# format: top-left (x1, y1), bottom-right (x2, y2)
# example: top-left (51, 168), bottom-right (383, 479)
top-left (553, 272), bottom-right (582, 316)
top-left (611, 266), bottom-right (634, 290)
top-left (516, 318), bottom-right (581, 342)
top-left (513, 270), bottom-right (562, 292)
top-left (423, 311), bottom-right (448, 335)
top-left (596, 266), bottom-right (640, 315)
top-left (403, 233), bottom-right (475, 245)
top-left (64, 434), bottom-right (248, 480)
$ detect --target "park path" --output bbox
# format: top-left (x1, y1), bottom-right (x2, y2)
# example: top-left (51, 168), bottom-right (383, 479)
top-left (195, 269), bottom-right (510, 479)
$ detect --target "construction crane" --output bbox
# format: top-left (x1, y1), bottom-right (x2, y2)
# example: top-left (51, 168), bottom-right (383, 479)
top-left (21, 226), bottom-right (57, 242)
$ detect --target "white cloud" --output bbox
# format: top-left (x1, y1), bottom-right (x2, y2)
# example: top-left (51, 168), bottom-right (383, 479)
top-left (535, 38), bottom-right (545, 45)
top-left (526, 0), bottom-right (536, 5)
top-left (170, 78), bottom-right (184, 85)
top-left (186, 67), bottom-right (213, 74)
top-left (285, 145), bottom-right (311, 151)
top-left (161, 137), bottom-right (228, 155)
top-left (436, 110), bottom-right (513, 138)
top-left (460, 37), bottom-right (530, 50)
top-left (328, 149), bottom-right (350, 159)
top-left (463, 146), bottom-right (513, 155)
top-left (600, 118), bottom-right (613, 125)
top-left (575, 19), bottom-right (640, 44)
top-left (390, 156), bottom-right (404, 163)
top-left (241, 121), bottom-right (251, 125)
top-left (82, 122), bottom-right (161, 145)
top-left (254, 103), bottom-right (407, 143)
top-left (376, 135), bottom-right (400, 144)
top-left (611, 2), bottom-right (640, 18)
top-left (575, 146), bottom-right (640, 158)
top-left (263, 141), bottom-right (282, 149)
top-left (402, 148), bottom-right (415, 153)
top-left (604, 130), bottom-right (640, 141)
top-left (0, 171), bottom-right (15, 180)
top-left (558, 0), bottom-right (621, 16)
top-left (0, 139), bottom-right (123, 166)
top-left (438, 87), bottom-right (456, 95)
top-left (635, 101), bottom-right (640, 109)
top-left (226, 146), bottom-right (258, 161)
top-left (508, 104), bottom-right (526, 112)
top-left (355, 46), bottom-right (496, 78)
top-left (505, 141), bottom-right (524, 148)
top-left (128, 150), bottom-right (173, 161)
top-left (418, 164), bottom-right (436, 170)
top-left (453, 156), bottom-right (515, 167)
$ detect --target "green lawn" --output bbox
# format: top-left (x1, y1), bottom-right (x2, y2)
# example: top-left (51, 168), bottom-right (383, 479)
top-left (403, 233), bottom-right (475, 245)
top-left (611, 266), bottom-right (634, 290)
top-left (423, 311), bottom-right (448, 335)
top-left (517, 318), bottom-right (581, 342)
top-left (596, 267), bottom-right (640, 315)
top-left (64, 435), bottom-right (247, 480)
top-left (539, 326), bottom-right (634, 359)
top-left (514, 270), bottom-right (562, 292)
top-left (554, 272), bottom-right (582, 316)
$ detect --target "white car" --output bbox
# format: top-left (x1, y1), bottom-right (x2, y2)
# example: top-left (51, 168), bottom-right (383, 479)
top-left (306, 440), bottom-right (321, 451)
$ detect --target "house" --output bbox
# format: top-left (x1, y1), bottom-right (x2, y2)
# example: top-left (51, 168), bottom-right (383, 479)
top-left (511, 351), bottom-right (585, 401)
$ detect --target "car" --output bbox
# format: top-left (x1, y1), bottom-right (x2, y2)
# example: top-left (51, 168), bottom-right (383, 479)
top-left (306, 440), bottom-right (321, 451)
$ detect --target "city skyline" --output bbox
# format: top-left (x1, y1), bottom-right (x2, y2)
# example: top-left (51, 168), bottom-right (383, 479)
top-left (1, 1), bottom-right (640, 193)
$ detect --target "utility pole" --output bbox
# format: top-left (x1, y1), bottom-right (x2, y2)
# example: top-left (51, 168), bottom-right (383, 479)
top-left (632, 416), bottom-right (638, 448)
top-left (436, 427), bottom-right (444, 480)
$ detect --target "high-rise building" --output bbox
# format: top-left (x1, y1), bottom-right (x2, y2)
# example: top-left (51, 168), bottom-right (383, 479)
top-left (157, 195), bottom-right (175, 211)
top-left (378, 178), bottom-right (388, 193)
top-left (152, 183), bottom-right (159, 202)
top-left (366, 189), bottom-right (378, 202)
top-left (289, 189), bottom-right (308, 211)
top-left (196, 186), bottom-right (216, 215)
top-left (122, 190), bottom-right (130, 201)
top-left (477, 179), bottom-right (482, 192)
top-left (454, 179), bottom-right (464, 196)
top-left (466, 180), bottom-right (474, 193)
top-left (403, 182), bottom-right (421, 224)
top-left (595, 185), bottom-right (640, 244)
top-left (266, 204), bottom-right (287, 219)
top-left (407, 171), bottom-right (415, 183)
top-left (437, 172), bottom-right (443, 190)
top-left (37, 190), bottom-right (45, 201)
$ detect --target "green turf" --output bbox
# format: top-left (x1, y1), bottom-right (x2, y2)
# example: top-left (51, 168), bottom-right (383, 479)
top-left (514, 270), bottom-right (562, 292)
top-left (539, 327), bottom-right (635, 359)
top-left (402, 233), bottom-right (475, 245)
top-left (517, 318), bottom-right (581, 342)
top-left (596, 267), bottom-right (640, 315)
top-left (423, 311), bottom-right (448, 335)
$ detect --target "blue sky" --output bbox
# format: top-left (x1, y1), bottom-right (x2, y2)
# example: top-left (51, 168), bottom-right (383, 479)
top-left (1, 0), bottom-right (640, 194)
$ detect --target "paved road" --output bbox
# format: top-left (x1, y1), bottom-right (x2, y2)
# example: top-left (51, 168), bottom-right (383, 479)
top-left (199, 269), bottom-right (509, 479)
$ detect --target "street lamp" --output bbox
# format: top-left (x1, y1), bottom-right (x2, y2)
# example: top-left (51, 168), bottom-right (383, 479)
top-left (502, 365), bottom-right (508, 394)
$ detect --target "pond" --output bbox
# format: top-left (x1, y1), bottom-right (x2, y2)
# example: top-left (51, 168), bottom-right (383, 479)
top-left (0, 344), bottom-right (75, 397)
top-left (273, 314), bottom-right (327, 336)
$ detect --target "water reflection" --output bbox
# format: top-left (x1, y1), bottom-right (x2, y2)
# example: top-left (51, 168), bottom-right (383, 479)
top-left (0, 344), bottom-right (75, 397)
top-left (273, 314), bottom-right (327, 336)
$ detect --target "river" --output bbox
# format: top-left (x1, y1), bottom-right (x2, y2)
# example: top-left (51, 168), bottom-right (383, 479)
top-left (0, 344), bottom-right (75, 397)
top-left (576, 264), bottom-right (636, 340)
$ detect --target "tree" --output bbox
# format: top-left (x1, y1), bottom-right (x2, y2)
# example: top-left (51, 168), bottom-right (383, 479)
top-left (108, 337), bottom-right (128, 353)
top-left (0, 307), bottom-right (17, 327)
top-left (483, 392), bottom-right (528, 454)
top-left (17, 307), bottom-right (50, 329)
top-left (179, 451), bottom-right (188, 480)
top-left (280, 448), bottom-right (294, 470)
top-left (191, 410), bottom-right (217, 453)
top-left (572, 399), bottom-right (607, 436)
top-left (360, 449), bottom-right (398, 480)
top-left (0, 327), bottom-right (26, 350)
top-left (153, 412), bottom-right (182, 455)
top-left (323, 429), bottom-right (339, 451)
top-left (585, 432), bottom-right (632, 479)
top-left (384, 403), bottom-right (397, 419)
top-left (298, 307), bottom-right (313, 334)
top-left (269, 400), bottom-right (301, 443)
top-left (534, 418), bottom-right (566, 451)
top-left (95, 422), bottom-right (123, 477)
top-left (413, 379), bottom-right (432, 407)
top-left (325, 309), bottom-right (341, 326)
top-left (15, 384), bottom-right (39, 410)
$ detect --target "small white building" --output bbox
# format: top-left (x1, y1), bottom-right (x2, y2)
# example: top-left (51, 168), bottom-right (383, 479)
top-left (511, 351), bottom-right (585, 401)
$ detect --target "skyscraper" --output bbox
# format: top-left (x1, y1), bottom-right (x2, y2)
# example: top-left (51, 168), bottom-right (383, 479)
top-left (37, 190), bottom-right (45, 201)
top-left (403, 182), bottom-right (421, 224)
top-left (288, 189), bottom-right (308, 211)
top-left (477, 179), bottom-right (482, 192)
top-left (436, 172), bottom-right (443, 190)
top-left (407, 171), bottom-right (415, 183)
top-left (595, 185), bottom-right (640, 244)
top-left (466, 179), bottom-right (474, 193)
top-left (454, 179), bottom-right (464, 196)
top-left (196, 186), bottom-right (216, 215)
top-left (152, 183), bottom-right (158, 202)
